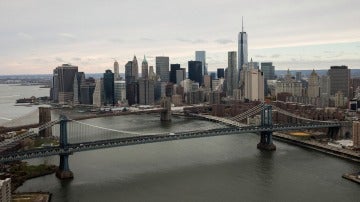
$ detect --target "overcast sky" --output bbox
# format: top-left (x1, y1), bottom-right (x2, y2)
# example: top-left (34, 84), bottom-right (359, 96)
top-left (0, 0), bottom-right (359, 75)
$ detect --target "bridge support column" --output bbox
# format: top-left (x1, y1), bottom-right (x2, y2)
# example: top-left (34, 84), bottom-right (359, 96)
top-left (56, 115), bottom-right (73, 180)
top-left (327, 127), bottom-right (340, 140)
top-left (257, 105), bottom-right (276, 151)
top-left (39, 107), bottom-right (52, 137)
top-left (160, 97), bottom-right (171, 122)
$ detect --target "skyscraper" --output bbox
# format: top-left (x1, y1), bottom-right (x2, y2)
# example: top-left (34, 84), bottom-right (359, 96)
top-left (195, 51), bottom-right (206, 75)
top-left (73, 72), bottom-right (85, 104)
top-left (238, 17), bottom-right (248, 83)
top-left (188, 61), bottom-right (203, 85)
top-left (51, 64), bottom-right (78, 104)
top-left (138, 78), bottom-right (155, 105)
top-left (132, 56), bottom-right (139, 80)
top-left (170, 64), bottom-right (181, 84)
top-left (226, 51), bottom-right (238, 96)
top-left (141, 55), bottom-right (148, 79)
top-left (217, 68), bottom-right (225, 79)
top-left (80, 77), bottom-right (96, 105)
top-left (261, 62), bottom-right (275, 80)
top-left (93, 78), bottom-right (104, 107)
top-left (243, 59), bottom-right (264, 101)
top-left (156, 56), bottom-right (170, 82)
top-left (125, 61), bottom-right (138, 105)
top-left (328, 65), bottom-right (350, 97)
top-left (176, 68), bottom-right (186, 85)
top-left (307, 69), bottom-right (320, 98)
top-left (103, 70), bottom-right (115, 105)
top-left (114, 60), bottom-right (120, 80)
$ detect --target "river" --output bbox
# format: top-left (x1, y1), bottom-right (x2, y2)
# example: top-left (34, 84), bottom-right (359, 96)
top-left (1, 84), bottom-right (359, 202)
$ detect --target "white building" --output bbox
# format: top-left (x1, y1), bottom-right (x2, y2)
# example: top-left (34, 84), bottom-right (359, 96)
top-left (0, 178), bottom-right (11, 202)
top-left (93, 79), bottom-right (104, 107)
top-left (243, 59), bottom-right (264, 101)
top-left (275, 69), bottom-right (303, 97)
top-left (114, 80), bottom-right (126, 104)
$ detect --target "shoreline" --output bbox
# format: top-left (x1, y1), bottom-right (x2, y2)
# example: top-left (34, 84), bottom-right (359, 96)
top-left (273, 132), bottom-right (360, 162)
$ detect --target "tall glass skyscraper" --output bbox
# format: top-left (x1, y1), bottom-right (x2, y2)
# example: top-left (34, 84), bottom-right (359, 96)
top-left (195, 51), bottom-right (206, 76)
top-left (238, 18), bottom-right (248, 83)
top-left (156, 56), bottom-right (170, 82)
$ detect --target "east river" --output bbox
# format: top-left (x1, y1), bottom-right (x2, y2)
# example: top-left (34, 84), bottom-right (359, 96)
top-left (0, 84), bottom-right (359, 202)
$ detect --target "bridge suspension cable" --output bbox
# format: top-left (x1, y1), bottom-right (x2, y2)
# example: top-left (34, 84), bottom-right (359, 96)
top-left (0, 120), bottom-right (59, 147)
top-left (1, 108), bottom-right (39, 128)
top-left (270, 105), bottom-right (335, 123)
top-left (229, 103), bottom-right (265, 122)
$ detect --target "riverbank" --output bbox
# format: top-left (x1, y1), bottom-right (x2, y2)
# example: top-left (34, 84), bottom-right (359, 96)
top-left (273, 132), bottom-right (360, 162)
top-left (5, 162), bottom-right (57, 191)
top-left (12, 192), bottom-right (51, 202)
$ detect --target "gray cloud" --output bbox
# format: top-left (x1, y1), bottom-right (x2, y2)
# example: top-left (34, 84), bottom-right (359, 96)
top-left (254, 55), bottom-right (266, 58)
top-left (17, 32), bottom-right (33, 40)
top-left (55, 57), bottom-right (64, 62)
top-left (215, 39), bottom-right (233, 44)
top-left (272, 54), bottom-right (281, 58)
top-left (176, 38), bottom-right (206, 44)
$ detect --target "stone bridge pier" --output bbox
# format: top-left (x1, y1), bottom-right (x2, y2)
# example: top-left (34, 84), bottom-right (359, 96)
top-left (257, 105), bottom-right (276, 151)
top-left (56, 115), bottom-right (74, 180)
top-left (160, 97), bottom-right (171, 121)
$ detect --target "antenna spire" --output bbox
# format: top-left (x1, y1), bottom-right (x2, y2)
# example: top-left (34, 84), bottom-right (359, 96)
top-left (242, 16), bottom-right (244, 32)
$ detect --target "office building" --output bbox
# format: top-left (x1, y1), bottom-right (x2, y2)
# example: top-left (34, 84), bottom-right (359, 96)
top-left (125, 60), bottom-right (138, 105)
top-left (93, 79), bottom-right (104, 107)
top-left (51, 64), bottom-right (78, 104)
top-left (261, 62), bottom-right (275, 80)
top-left (243, 59), bottom-right (264, 101)
top-left (238, 18), bottom-right (248, 82)
top-left (142, 56), bottom-right (149, 79)
top-left (73, 72), bottom-right (85, 104)
top-left (114, 60), bottom-right (120, 80)
top-left (275, 69), bottom-right (302, 97)
top-left (210, 72), bottom-right (216, 80)
top-left (80, 77), bottom-right (96, 105)
top-left (138, 78), bottom-right (155, 105)
top-left (156, 56), bottom-right (170, 82)
top-left (308, 69), bottom-right (320, 98)
top-left (204, 75), bottom-right (212, 90)
top-left (195, 51), bottom-right (207, 75)
top-left (170, 64), bottom-right (181, 84)
top-left (132, 56), bottom-right (139, 80)
top-left (328, 65), bottom-right (350, 97)
top-left (226, 51), bottom-right (238, 97)
top-left (103, 70), bottom-right (115, 105)
top-left (217, 68), bottom-right (225, 79)
top-left (0, 178), bottom-right (11, 202)
top-left (114, 80), bottom-right (126, 104)
top-left (176, 68), bottom-right (186, 85)
top-left (188, 61), bottom-right (203, 85)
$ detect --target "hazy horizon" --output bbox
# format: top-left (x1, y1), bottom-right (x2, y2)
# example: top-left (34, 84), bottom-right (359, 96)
top-left (1, 0), bottom-right (359, 75)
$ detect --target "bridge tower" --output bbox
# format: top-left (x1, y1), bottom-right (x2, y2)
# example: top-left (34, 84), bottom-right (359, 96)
top-left (39, 107), bottom-right (52, 137)
top-left (56, 115), bottom-right (74, 180)
top-left (160, 97), bottom-right (171, 121)
top-left (257, 104), bottom-right (276, 151)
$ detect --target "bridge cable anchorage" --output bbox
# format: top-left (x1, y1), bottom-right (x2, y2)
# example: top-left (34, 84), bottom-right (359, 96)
top-left (270, 105), bottom-right (337, 124)
top-left (0, 108), bottom-right (40, 128)
top-left (0, 120), bottom-right (59, 147)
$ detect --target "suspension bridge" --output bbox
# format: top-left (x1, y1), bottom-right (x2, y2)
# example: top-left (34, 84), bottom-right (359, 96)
top-left (0, 103), bottom-right (344, 179)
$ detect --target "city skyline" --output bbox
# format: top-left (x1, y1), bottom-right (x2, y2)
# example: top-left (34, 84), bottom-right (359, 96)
top-left (1, 0), bottom-right (360, 75)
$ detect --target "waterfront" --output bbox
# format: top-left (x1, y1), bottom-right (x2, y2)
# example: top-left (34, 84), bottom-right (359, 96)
top-left (1, 85), bottom-right (360, 201)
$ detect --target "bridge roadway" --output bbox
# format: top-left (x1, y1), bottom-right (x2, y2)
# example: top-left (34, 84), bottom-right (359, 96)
top-left (0, 122), bottom-right (341, 163)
